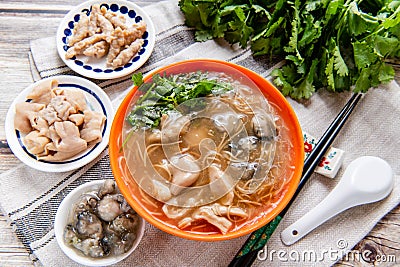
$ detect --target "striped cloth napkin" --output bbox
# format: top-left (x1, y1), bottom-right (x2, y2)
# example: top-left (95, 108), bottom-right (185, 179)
top-left (1, 0), bottom-right (399, 266)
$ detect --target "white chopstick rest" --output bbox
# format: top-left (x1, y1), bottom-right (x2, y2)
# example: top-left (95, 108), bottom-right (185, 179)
top-left (303, 132), bottom-right (345, 179)
top-left (281, 156), bottom-right (394, 246)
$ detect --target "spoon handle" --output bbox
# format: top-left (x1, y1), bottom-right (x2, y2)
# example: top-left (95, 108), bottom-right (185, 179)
top-left (281, 155), bottom-right (394, 246)
top-left (280, 186), bottom-right (352, 245)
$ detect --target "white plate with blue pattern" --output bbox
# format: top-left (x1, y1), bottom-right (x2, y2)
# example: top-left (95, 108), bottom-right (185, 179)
top-left (56, 0), bottom-right (155, 80)
top-left (5, 75), bottom-right (113, 172)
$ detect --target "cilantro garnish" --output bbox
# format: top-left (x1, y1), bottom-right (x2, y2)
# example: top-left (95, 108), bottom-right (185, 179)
top-left (127, 72), bottom-right (233, 129)
top-left (179, 0), bottom-right (400, 99)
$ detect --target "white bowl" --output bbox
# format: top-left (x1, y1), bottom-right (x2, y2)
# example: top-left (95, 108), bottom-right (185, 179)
top-left (56, 0), bottom-right (155, 80)
top-left (54, 180), bottom-right (145, 266)
top-left (5, 75), bottom-right (113, 172)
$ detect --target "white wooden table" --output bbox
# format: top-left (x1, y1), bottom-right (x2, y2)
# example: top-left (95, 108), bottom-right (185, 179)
top-left (0, 1), bottom-right (399, 266)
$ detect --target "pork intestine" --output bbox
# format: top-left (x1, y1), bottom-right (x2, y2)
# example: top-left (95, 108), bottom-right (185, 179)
top-left (14, 79), bottom-right (106, 161)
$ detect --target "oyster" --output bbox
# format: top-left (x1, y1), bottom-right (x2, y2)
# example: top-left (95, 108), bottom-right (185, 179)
top-left (63, 179), bottom-right (140, 258)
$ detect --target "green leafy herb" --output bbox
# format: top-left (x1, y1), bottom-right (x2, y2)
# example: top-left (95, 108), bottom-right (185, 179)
top-left (127, 72), bottom-right (234, 129)
top-left (179, 0), bottom-right (400, 99)
top-left (132, 72), bottom-right (144, 87)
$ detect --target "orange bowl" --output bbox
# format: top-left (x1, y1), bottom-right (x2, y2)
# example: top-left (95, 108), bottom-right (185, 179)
top-left (109, 59), bottom-right (304, 241)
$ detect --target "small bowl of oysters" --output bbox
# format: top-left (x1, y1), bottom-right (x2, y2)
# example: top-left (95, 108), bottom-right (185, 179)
top-left (54, 179), bottom-right (145, 266)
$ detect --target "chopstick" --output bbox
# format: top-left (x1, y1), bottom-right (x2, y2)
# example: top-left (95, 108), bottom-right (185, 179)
top-left (228, 93), bottom-right (363, 267)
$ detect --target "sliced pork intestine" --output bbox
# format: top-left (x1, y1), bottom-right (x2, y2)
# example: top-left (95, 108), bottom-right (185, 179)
top-left (61, 88), bottom-right (88, 112)
top-left (14, 102), bottom-right (45, 134)
top-left (51, 121), bottom-right (87, 153)
top-left (80, 109), bottom-right (106, 144)
top-left (151, 180), bottom-right (172, 202)
top-left (142, 153), bottom-right (201, 201)
top-left (177, 203), bottom-right (248, 234)
top-left (38, 121), bottom-right (88, 161)
top-left (167, 154), bottom-right (201, 196)
top-left (47, 95), bottom-right (77, 121)
top-left (37, 105), bottom-right (60, 126)
top-left (15, 79), bottom-right (106, 161)
top-left (26, 79), bottom-right (58, 105)
top-left (160, 113), bottom-right (190, 143)
top-left (24, 131), bottom-right (51, 155)
top-left (69, 113), bottom-right (85, 126)
top-left (39, 148), bottom-right (85, 162)
top-left (106, 22), bottom-right (146, 66)
top-left (31, 116), bottom-right (50, 137)
top-left (162, 204), bottom-right (191, 220)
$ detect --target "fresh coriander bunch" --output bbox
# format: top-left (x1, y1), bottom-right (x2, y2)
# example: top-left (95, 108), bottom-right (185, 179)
top-left (179, 0), bottom-right (400, 99)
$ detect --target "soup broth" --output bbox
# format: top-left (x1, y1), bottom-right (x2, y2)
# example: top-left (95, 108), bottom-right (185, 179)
top-left (121, 71), bottom-right (295, 235)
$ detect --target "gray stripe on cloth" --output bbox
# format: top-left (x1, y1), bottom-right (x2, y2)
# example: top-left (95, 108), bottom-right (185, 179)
top-left (4, 0), bottom-right (400, 267)
top-left (13, 155), bottom-right (113, 250)
top-left (8, 166), bottom-right (83, 217)
top-left (7, 149), bottom-right (109, 220)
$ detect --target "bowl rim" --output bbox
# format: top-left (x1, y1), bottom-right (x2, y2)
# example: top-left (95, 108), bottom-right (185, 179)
top-left (109, 59), bottom-right (304, 241)
top-left (54, 180), bottom-right (146, 266)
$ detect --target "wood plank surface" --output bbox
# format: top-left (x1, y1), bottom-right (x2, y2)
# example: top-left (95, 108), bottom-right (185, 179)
top-left (0, 1), bottom-right (399, 266)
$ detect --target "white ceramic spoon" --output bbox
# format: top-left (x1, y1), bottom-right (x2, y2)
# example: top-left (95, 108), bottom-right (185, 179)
top-left (281, 156), bottom-right (393, 246)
